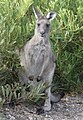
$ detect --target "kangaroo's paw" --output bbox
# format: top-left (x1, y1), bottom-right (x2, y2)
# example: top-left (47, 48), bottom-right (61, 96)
top-left (44, 111), bottom-right (54, 120)
top-left (44, 102), bottom-right (51, 112)
top-left (37, 76), bottom-right (42, 82)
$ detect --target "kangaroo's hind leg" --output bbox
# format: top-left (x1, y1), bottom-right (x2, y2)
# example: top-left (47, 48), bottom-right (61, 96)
top-left (43, 64), bottom-right (55, 112)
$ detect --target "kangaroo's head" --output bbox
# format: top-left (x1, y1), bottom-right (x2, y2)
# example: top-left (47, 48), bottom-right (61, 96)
top-left (33, 7), bottom-right (57, 38)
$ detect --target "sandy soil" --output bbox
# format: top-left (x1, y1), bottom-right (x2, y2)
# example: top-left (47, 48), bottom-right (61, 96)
top-left (0, 94), bottom-right (83, 120)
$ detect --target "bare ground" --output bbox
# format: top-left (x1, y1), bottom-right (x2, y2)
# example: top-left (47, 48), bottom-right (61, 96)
top-left (0, 94), bottom-right (83, 120)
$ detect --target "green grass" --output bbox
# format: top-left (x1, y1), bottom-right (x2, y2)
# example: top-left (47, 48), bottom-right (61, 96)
top-left (0, 0), bottom-right (83, 104)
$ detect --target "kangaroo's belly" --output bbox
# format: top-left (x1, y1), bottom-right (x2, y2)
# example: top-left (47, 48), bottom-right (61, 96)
top-left (24, 43), bottom-right (50, 78)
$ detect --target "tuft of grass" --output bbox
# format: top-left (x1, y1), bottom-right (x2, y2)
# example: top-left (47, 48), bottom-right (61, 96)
top-left (0, 82), bottom-right (47, 106)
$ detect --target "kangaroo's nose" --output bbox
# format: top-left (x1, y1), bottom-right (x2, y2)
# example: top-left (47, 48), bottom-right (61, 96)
top-left (40, 31), bottom-right (45, 37)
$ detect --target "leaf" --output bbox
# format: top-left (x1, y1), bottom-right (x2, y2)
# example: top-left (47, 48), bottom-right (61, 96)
top-left (1, 86), bottom-right (5, 98)
top-left (0, 39), bottom-right (4, 45)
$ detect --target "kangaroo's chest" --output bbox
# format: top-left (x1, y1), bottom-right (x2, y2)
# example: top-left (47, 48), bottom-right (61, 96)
top-left (28, 41), bottom-right (50, 64)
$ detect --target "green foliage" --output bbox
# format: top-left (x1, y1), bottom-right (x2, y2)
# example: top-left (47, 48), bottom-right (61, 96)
top-left (0, 0), bottom-right (83, 104)
top-left (0, 0), bottom-right (33, 84)
top-left (0, 82), bottom-right (46, 106)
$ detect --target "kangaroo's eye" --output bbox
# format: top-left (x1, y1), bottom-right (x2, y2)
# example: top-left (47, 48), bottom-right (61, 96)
top-left (46, 24), bottom-right (50, 27)
top-left (37, 23), bottom-right (40, 26)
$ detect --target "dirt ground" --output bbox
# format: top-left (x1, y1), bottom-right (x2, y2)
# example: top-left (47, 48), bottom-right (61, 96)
top-left (0, 94), bottom-right (83, 120)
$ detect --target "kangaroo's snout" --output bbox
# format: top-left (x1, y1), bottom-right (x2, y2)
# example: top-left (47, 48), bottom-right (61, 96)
top-left (40, 31), bottom-right (45, 37)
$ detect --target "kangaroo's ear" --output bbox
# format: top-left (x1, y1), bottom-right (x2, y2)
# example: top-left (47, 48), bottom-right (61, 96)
top-left (46, 12), bottom-right (57, 21)
top-left (33, 7), bottom-right (42, 20)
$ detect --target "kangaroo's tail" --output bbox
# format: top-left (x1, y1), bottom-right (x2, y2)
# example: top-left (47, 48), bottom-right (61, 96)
top-left (50, 92), bottom-right (65, 103)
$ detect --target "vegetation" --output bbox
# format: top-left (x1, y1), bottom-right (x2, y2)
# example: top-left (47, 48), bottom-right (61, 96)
top-left (0, 0), bottom-right (83, 105)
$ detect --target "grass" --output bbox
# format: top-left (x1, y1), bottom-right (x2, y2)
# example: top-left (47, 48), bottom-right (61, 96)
top-left (0, 0), bottom-right (83, 105)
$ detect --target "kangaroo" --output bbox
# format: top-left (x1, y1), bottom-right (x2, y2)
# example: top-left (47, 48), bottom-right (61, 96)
top-left (18, 7), bottom-right (64, 112)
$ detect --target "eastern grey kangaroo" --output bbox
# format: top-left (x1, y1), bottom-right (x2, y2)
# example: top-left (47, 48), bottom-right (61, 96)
top-left (18, 7), bottom-right (64, 112)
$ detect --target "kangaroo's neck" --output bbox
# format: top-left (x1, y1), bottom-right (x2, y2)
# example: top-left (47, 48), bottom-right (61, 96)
top-left (34, 34), bottom-right (50, 45)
